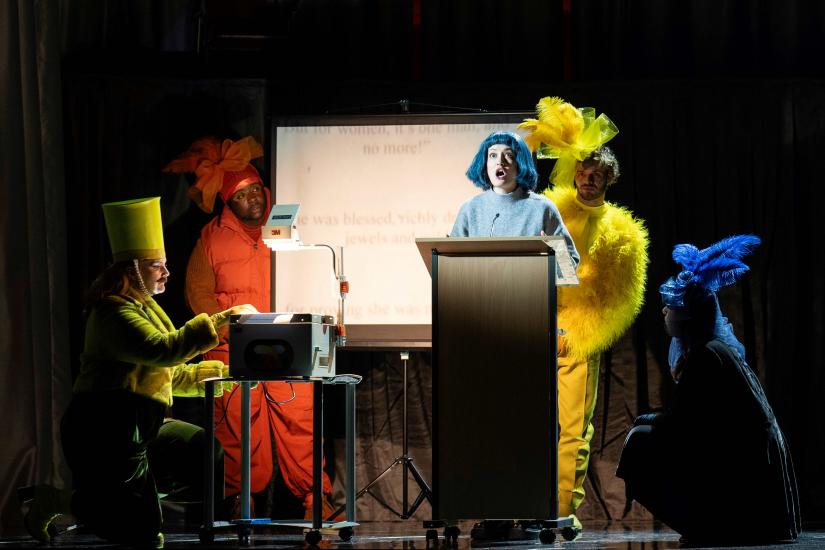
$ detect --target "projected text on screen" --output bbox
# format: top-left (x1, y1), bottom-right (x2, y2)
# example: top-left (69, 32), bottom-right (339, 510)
top-left (273, 119), bottom-right (524, 325)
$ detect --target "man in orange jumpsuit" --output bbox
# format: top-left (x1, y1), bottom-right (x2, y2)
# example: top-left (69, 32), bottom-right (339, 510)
top-left (164, 136), bottom-right (333, 519)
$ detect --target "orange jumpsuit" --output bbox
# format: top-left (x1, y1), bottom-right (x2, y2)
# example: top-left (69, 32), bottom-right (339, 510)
top-left (185, 192), bottom-right (332, 506)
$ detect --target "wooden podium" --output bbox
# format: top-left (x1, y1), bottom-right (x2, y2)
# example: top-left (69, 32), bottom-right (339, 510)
top-left (415, 236), bottom-right (578, 545)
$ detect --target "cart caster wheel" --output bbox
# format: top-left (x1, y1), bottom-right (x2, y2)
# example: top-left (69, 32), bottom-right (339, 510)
top-left (425, 528), bottom-right (438, 547)
top-left (444, 525), bottom-right (460, 546)
top-left (539, 528), bottom-right (556, 544)
top-left (339, 526), bottom-right (354, 541)
top-left (561, 525), bottom-right (581, 541)
top-left (237, 524), bottom-right (252, 546)
top-left (199, 527), bottom-right (214, 544)
top-left (305, 529), bottom-right (322, 546)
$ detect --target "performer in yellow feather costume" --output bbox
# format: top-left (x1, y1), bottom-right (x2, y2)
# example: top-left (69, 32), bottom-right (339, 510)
top-left (520, 98), bottom-right (649, 528)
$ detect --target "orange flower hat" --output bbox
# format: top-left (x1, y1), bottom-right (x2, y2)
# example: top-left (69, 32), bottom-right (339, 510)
top-left (163, 136), bottom-right (264, 213)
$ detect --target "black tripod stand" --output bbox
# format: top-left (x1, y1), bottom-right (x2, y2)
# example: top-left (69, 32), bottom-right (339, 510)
top-left (330, 351), bottom-right (432, 519)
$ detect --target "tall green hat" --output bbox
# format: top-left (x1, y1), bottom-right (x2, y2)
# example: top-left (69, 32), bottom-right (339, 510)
top-left (101, 197), bottom-right (165, 262)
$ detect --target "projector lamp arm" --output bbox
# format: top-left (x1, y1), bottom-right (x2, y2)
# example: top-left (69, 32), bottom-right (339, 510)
top-left (305, 243), bottom-right (348, 347)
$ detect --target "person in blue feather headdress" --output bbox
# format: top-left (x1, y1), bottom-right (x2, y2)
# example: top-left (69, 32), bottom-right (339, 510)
top-left (616, 234), bottom-right (801, 543)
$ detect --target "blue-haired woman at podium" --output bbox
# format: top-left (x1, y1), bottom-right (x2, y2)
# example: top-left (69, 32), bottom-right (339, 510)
top-left (450, 130), bottom-right (580, 266)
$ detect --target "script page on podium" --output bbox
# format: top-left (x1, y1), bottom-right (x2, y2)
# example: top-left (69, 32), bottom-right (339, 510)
top-left (543, 236), bottom-right (579, 285)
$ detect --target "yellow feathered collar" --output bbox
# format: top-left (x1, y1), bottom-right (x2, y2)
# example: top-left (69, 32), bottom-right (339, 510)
top-left (543, 185), bottom-right (650, 360)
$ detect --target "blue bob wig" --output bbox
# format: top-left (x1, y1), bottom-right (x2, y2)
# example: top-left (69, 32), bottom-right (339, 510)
top-left (465, 131), bottom-right (538, 191)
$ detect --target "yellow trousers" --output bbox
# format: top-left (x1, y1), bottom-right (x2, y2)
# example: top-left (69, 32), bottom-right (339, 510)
top-left (556, 352), bottom-right (601, 517)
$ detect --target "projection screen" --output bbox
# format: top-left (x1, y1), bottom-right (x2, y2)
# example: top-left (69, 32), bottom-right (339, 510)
top-left (270, 113), bottom-right (531, 343)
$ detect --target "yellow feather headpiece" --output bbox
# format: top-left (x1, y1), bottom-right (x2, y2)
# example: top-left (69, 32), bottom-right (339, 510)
top-left (518, 97), bottom-right (618, 188)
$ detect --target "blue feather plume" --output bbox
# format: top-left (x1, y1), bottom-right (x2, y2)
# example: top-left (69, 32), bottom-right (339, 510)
top-left (672, 244), bottom-right (701, 272)
top-left (672, 234), bottom-right (761, 293)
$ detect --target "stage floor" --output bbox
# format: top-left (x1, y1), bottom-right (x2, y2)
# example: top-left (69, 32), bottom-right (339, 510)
top-left (1, 520), bottom-right (821, 549)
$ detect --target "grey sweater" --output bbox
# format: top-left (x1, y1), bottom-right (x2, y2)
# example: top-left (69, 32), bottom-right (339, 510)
top-left (450, 187), bottom-right (580, 266)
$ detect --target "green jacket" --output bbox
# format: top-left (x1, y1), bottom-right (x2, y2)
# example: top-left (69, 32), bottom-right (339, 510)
top-left (75, 289), bottom-right (232, 406)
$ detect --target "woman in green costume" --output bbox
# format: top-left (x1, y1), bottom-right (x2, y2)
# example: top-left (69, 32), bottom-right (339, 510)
top-left (23, 197), bottom-right (255, 546)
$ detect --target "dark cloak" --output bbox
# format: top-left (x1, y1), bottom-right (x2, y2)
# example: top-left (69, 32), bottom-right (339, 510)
top-left (616, 339), bottom-right (801, 543)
